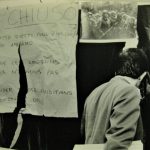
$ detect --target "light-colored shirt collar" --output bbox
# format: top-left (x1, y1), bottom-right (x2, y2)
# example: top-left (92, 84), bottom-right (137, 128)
top-left (116, 75), bottom-right (138, 86)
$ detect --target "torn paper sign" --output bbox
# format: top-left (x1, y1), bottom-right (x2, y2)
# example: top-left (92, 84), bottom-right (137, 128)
top-left (0, 46), bottom-right (20, 113)
top-left (0, 1), bottom-right (40, 113)
top-left (12, 2), bottom-right (79, 117)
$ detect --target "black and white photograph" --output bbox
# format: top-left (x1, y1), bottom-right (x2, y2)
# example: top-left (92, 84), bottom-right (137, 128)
top-left (80, 1), bottom-right (137, 41)
top-left (0, 0), bottom-right (150, 150)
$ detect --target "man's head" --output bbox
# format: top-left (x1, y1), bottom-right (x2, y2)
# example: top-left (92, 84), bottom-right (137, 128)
top-left (115, 48), bottom-right (150, 79)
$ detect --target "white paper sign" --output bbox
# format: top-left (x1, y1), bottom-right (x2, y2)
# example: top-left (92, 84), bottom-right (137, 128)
top-left (11, 2), bottom-right (78, 117)
top-left (0, 0), bottom-right (78, 117)
top-left (0, 46), bottom-right (19, 113)
top-left (0, 1), bottom-right (78, 117)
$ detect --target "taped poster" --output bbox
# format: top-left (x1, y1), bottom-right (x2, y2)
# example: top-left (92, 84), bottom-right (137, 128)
top-left (15, 2), bottom-right (78, 117)
top-left (0, 0), bottom-right (45, 113)
top-left (0, 46), bottom-right (19, 112)
top-left (0, 0), bottom-right (43, 113)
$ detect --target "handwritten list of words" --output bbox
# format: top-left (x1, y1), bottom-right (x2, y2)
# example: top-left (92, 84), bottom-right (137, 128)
top-left (0, 46), bottom-right (19, 113)
top-left (0, 1), bottom-right (78, 117)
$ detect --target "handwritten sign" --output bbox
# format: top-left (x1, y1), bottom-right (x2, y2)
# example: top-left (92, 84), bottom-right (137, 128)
top-left (0, 46), bottom-right (19, 112)
top-left (0, 1), bottom-right (78, 117)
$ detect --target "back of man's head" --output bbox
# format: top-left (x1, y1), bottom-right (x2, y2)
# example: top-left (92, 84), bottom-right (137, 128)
top-left (115, 48), bottom-right (150, 79)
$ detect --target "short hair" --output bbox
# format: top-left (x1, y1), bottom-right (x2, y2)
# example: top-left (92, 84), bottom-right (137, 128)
top-left (115, 48), bottom-right (150, 78)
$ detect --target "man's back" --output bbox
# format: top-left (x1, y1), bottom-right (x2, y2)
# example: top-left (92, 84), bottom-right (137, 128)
top-left (81, 75), bottom-right (142, 149)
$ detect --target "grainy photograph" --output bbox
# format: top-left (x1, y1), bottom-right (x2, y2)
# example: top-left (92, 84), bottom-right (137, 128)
top-left (1, 0), bottom-right (150, 150)
top-left (80, 1), bottom-right (137, 40)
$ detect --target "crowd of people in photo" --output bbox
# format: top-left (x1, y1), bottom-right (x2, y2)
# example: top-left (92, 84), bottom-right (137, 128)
top-left (81, 8), bottom-right (137, 39)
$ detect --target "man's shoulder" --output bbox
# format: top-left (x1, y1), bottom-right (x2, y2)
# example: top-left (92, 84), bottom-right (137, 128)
top-left (109, 76), bottom-right (138, 90)
top-left (85, 76), bottom-right (140, 104)
top-left (85, 82), bottom-right (108, 103)
top-left (87, 76), bottom-right (132, 98)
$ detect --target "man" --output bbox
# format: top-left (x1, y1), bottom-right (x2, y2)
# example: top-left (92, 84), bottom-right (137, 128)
top-left (81, 48), bottom-right (150, 149)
